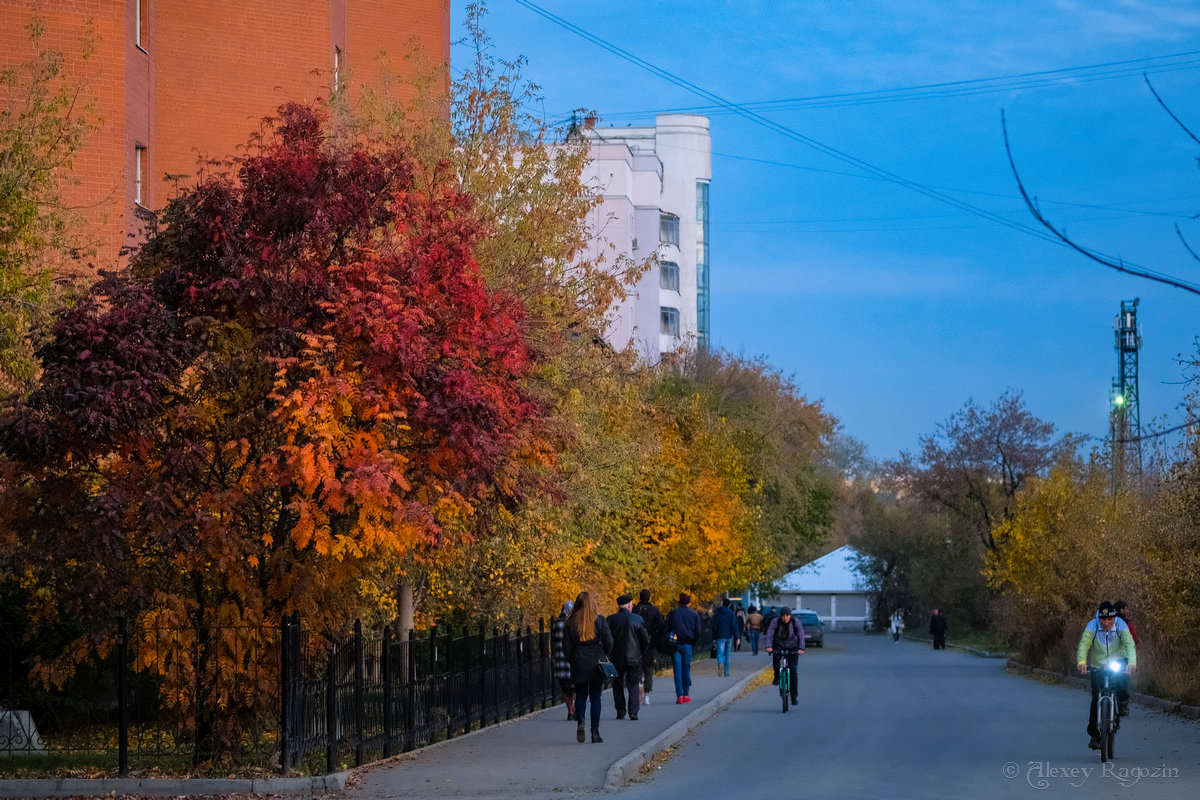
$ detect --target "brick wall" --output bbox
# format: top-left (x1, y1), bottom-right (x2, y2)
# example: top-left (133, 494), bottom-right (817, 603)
top-left (2, 0), bottom-right (129, 266)
top-left (1, 0), bottom-right (450, 267)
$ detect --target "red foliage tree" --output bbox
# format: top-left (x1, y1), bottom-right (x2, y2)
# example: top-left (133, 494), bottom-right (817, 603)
top-left (0, 102), bottom-right (544, 758)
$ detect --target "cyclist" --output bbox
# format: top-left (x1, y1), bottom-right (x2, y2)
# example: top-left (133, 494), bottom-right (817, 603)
top-left (764, 607), bottom-right (805, 706)
top-left (1076, 601), bottom-right (1137, 750)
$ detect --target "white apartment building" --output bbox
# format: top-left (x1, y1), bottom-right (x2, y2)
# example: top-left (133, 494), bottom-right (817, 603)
top-left (580, 114), bottom-right (711, 361)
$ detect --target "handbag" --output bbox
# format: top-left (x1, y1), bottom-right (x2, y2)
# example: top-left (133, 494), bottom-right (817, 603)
top-left (597, 657), bottom-right (619, 680)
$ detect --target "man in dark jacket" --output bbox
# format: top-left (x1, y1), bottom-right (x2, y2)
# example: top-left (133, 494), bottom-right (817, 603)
top-left (712, 597), bottom-right (740, 676)
top-left (765, 607), bottom-right (805, 705)
top-left (929, 608), bottom-right (948, 650)
top-left (608, 594), bottom-right (651, 720)
top-left (633, 589), bottom-right (666, 704)
top-left (665, 593), bottom-right (702, 703)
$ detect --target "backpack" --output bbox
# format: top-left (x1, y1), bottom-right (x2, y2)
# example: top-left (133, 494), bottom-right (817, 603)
top-left (773, 618), bottom-right (798, 648)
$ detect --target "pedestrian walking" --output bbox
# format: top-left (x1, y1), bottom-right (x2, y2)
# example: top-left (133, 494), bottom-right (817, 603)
top-left (563, 591), bottom-right (613, 743)
top-left (665, 592), bottom-right (701, 703)
top-left (734, 603), bottom-right (746, 651)
top-left (761, 605), bottom-right (778, 639)
top-left (551, 600), bottom-right (576, 720)
top-left (929, 608), bottom-right (948, 650)
top-left (607, 594), bottom-right (650, 720)
top-left (746, 606), bottom-right (764, 655)
top-left (889, 610), bottom-right (904, 644)
top-left (712, 597), bottom-right (740, 676)
top-left (632, 589), bottom-right (666, 705)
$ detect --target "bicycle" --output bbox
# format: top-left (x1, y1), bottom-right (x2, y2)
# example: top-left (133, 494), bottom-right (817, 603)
top-left (774, 648), bottom-right (798, 713)
top-left (1090, 661), bottom-right (1124, 763)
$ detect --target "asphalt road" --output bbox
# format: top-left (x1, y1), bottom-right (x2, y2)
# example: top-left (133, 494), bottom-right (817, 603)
top-left (605, 633), bottom-right (1200, 800)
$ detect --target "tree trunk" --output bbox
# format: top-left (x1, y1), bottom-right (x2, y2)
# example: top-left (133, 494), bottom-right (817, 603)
top-left (397, 581), bottom-right (415, 641)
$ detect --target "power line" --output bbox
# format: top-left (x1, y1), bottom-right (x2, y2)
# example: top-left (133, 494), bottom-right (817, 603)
top-left (589, 52), bottom-right (1200, 121)
top-left (1115, 419), bottom-right (1196, 444)
top-left (512, 0), bottom-right (1200, 293)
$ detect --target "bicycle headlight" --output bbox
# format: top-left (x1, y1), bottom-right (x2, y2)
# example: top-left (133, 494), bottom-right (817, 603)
top-left (1107, 660), bottom-right (1123, 673)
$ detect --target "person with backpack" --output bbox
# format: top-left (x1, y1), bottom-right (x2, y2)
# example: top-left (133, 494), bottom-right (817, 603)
top-left (764, 607), bottom-right (805, 706)
top-left (633, 589), bottom-right (666, 705)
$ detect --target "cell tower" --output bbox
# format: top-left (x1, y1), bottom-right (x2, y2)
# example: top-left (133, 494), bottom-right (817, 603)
top-left (1110, 298), bottom-right (1142, 476)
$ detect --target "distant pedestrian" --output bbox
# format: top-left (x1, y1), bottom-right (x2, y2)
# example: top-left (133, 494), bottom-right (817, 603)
top-left (608, 594), bottom-right (650, 720)
top-left (761, 606), bottom-right (778, 638)
top-left (746, 606), bottom-right (764, 655)
top-left (890, 610), bottom-right (905, 644)
top-left (665, 592), bottom-right (701, 704)
top-left (633, 589), bottom-right (666, 705)
top-left (929, 608), bottom-right (948, 650)
top-left (734, 603), bottom-right (746, 651)
top-left (712, 597), bottom-right (740, 676)
top-left (551, 600), bottom-right (576, 720)
top-left (564, 591), bottom-right (613, 744)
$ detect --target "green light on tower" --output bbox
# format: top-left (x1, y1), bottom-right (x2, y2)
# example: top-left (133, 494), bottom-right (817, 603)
top-left (1112, 394), bottom-right (1126, 407)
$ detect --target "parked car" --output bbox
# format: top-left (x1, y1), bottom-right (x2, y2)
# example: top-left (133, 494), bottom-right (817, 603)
top-left (796, 609), bottom-right (824, 648)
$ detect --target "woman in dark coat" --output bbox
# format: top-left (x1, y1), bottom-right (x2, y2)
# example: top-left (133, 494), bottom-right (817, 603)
top-left (551, 600), bottom-right (576, 719)
top-left (563, 590), bottom-right (613, 743)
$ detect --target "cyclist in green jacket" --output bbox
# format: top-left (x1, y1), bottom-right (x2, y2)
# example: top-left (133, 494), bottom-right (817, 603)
top-left (1076, 601), bottom-right (1137, 750)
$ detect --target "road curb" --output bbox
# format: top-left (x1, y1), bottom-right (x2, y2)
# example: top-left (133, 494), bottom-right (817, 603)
top-left (902, 634), bottom-right (1009, 658)
top-left (1006, 657), bottom-right (1200, 718)
top-left (602, 665), bottom-right (770, 791)
top-left (0, 772), bottom-right (350, 798)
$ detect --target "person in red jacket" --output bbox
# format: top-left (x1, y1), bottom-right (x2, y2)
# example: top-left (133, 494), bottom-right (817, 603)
top-left (1113, 600), bottom-right (1139, 643)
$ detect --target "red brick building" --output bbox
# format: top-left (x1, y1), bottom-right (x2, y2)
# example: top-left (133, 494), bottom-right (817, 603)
top-left (1, 0), bottom-right (449, 265)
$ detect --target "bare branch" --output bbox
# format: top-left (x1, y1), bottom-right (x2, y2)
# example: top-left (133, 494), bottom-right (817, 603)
top-left (1174, 223), bottom-right (1200, 264)
top-left (1001, 110), bottom-right (1200, 296)
top-left (1144, 74), bottom-right (1200, 146)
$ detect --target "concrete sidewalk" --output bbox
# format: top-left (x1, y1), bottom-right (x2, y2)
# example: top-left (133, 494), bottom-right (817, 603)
top-left (341, 648), bottom-right (770, 799)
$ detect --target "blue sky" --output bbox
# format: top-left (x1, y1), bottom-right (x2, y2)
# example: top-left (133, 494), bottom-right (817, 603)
top-left (452, 1), bottom-right (1200, 462)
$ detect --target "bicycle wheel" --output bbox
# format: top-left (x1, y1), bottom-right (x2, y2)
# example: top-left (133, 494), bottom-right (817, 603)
top-left (1098, 701), bottom-right (1112, 763)
top-left (781, 686), bottom-right (789, 713)
top-left (780, 670), bottom-right (790, 713)
top-left (1105, 722), bottom-right (1116, 761)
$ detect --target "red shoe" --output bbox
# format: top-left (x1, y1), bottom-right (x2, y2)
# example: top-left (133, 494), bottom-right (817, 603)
top-left (683, 696), bottom-right (691, 703)
top-left (676, 697), bottom-right (684, 704)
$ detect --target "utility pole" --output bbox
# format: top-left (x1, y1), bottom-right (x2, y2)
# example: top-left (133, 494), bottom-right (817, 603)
top-left (1110, 298), bottom-right (1142, 482)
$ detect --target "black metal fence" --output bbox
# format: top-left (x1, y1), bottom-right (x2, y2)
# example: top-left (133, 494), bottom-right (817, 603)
top-left (1, 611), bottom-right (713, 777)
top-left (278, 614), bottom-right (562, 774)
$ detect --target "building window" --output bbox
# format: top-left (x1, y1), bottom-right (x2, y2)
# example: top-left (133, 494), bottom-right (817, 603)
top-left (137, 0), bottom-right (149, 51)
top-left (660, 306), bottom-right (680, 338)
top-left (659, 213), bottom-right (679, 247)
top-left (135, 145), bottom-right (146, 206)
top-left (659, 261), bottom-right (679, 291)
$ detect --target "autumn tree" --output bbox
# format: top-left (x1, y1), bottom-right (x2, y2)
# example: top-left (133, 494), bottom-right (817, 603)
top-left (890, 390), bottom-right (1070, 552)
top-left (342, 3), bottom-right (649, 626)
top-left (0, 18), bottom-right (92, 398)
top-left (0, 101), bottom-right (544, 758)
top-left (982, 452), bottom-right (1139, 668)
